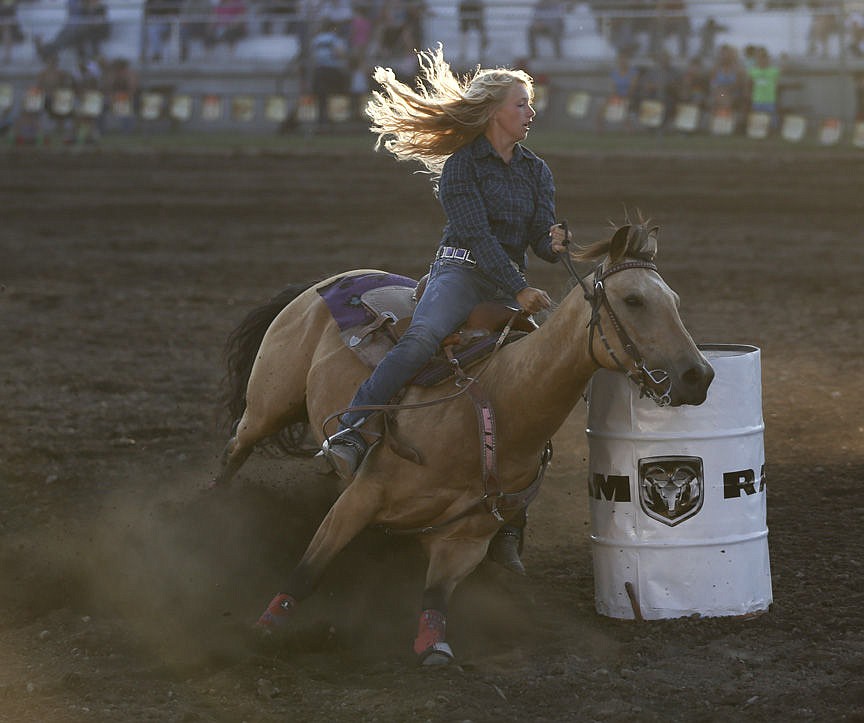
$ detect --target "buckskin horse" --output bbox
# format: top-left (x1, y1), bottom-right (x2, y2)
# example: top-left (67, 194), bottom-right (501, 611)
top-left (213, 220), bottom-right (714, 664)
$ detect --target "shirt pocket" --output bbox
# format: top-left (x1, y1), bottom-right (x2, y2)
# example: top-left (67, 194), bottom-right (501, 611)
top-left (476, 171), bottom-right (510, 220)
top-left (479, 171), bottom-right (535, 223)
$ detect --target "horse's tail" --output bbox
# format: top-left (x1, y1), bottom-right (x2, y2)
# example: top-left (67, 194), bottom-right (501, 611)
top-left (220, 282), bottom-right (314, 429)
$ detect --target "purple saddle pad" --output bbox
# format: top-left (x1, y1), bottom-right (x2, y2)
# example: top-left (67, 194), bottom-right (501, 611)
top-left (318, 272), bottom-right (417, 331)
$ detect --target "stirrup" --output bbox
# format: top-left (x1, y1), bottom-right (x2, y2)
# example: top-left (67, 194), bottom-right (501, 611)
top-left (488, 528), bottom-right (526, 576)
top-left (319, 427), bottom-right (370, 480)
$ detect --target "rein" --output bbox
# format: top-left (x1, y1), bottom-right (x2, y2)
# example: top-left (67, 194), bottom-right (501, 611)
top-left (559, 239), bottom-right (672, 407)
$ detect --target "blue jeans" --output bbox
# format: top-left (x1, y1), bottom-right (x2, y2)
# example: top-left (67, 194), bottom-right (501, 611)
top-left (340, 259), bottom-right (519, 428)
top-left (751, 101), bottom-right (778, 129)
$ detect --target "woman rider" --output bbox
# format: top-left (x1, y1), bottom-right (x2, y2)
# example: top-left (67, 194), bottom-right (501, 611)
top-left (322, 45), bottom-right (571, 572)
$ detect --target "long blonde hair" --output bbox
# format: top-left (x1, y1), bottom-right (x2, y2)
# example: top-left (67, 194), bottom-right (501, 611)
top-left (366, 45), bottom-right (534, 178)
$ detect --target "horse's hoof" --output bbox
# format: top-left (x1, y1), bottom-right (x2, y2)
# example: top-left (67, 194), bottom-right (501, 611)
top-left (255, 592), bottom-right (296, 631)
top-left (417, 642), bottom-right (454, 666)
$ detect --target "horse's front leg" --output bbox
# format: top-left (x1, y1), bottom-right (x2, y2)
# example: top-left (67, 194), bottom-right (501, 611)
top-left (256, 480), bottom-right (383, 628)
top-left (413, 533), bottom-right (494, 666)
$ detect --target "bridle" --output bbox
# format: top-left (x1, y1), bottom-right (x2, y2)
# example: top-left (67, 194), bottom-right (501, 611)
top-left (558, 240), bottom-right (673, 408)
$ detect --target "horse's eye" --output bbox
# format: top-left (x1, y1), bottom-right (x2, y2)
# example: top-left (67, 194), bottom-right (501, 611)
top-left (624, 294), bottom-right (644, 307)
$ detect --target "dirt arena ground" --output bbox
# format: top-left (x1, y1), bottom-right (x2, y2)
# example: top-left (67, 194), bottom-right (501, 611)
top-left (1, 144), bottom-right (862, 722)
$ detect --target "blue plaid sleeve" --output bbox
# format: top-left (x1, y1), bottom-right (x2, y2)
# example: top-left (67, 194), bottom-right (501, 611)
top-left (528, 160), bottom-right (560, 264)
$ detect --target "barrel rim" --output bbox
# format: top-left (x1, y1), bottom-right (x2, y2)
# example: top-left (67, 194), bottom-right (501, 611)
top-left (697, 343), bottom-right (760, 354)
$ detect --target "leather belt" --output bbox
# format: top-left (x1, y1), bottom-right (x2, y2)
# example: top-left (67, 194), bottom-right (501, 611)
top-left (436, 246), bottom-right (476, 265)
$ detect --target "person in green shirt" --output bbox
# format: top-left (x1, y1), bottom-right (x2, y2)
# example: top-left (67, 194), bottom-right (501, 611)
top-left (747, 46), bottom-right (780, 128)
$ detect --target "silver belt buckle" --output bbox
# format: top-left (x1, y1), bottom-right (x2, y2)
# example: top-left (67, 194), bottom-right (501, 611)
top-left (438, 246), bottom-right (475, 265)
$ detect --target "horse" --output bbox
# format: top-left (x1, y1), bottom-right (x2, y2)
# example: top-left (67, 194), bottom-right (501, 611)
top-left (213, 220), bottom-right (714, 665)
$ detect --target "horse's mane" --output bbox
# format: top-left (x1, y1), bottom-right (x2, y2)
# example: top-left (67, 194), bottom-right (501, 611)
top-left (571, 212), bottom-right (658, 264)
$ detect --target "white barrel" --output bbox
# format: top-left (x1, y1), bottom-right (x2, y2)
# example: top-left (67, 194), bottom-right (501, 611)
top-left (586, 344), bottom-right (772, 620)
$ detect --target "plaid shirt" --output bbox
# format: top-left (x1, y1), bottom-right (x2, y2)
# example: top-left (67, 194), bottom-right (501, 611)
top-left (438, 134), bottom-right (560, 296)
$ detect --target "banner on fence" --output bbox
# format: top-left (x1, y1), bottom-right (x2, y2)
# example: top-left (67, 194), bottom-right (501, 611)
top-left (673, 103), bottom-right (700, 132)
top-left (819, 118), bottom-right (842, 145)
top-left (638, 99), bottom-right (664, 128)
top-left (781, 114), bottom-right (806, 142)
top-left (2, 81), bottom-right (862, 149)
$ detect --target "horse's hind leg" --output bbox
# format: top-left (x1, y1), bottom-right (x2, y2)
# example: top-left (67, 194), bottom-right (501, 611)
top-left (210, 425), bottom-right (255, 487)
top-left (210, 400), bottom-right (306, 487)
top-left (413, 535), bottom-right (492, 665)
top-left (211, 341), bottom-right (313, 488)
top-left (256, 480), bottom-right (384, 628)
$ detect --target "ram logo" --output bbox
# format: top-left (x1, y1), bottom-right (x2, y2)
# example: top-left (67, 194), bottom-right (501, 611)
top-left (638, 456), bottom-right (704, 526)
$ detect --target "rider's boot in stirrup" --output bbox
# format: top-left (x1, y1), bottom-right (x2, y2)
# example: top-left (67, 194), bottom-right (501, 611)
top-left (488, 509), bottom-right (528, 575)
top-left (318, 419), bottom-right (369, 481)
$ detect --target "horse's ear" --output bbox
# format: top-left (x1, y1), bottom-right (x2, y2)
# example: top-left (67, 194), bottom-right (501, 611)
top-left (645, 226), bottom-right (660, 259)
top-left (609, 224), bottom-right (631, 264)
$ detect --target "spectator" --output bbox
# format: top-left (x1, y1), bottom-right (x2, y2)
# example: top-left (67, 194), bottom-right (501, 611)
top-left (347, 3), bottom-right (374, 119)
top-left (635, 50), bottom-right (680, 126)
top-left (36, 0), bottom-right (110, 63)
top-left (205, 0), bottom-right (247, 52)
top-left (403, 0), bottom-right (426, 51)
top-left (708, 43), bottom-right (747, 120)
top-left (848, 5), bottom-right (863, 57)
top-left (20, 54), bottom-right (78, 143)
top-left (377, 0), bottom-right (423, 57)
top-left (597, 50), bottom-right (638, 132)
top-left (74, 56), bottom-right (103, 143)
top-left (651, 0), bottom-right (690, 59)
top-left (746, 46), bottom-right (780, 128)
top-left (678, 55), bottom-right (709, 111)
top-left (87, 0), bottom-right (110, 52)
top-left (742, 42), bottom-right (758, 70)
top-left (310, 19), bottom-right (348, 129)
top-left (807, 0), bottom-right (840, 58)
top-left (103, 56), bottom-right (138, 131)
top-left (607, 0), bottom-right (642, 55)
top-left (1, 0), bottom-right (25, 64)
top-left (855, 72), bottom-right (864, 119)
top-left (178, 0), bottom-right (212, 61)
top-left (259, 0), bottom-right (298, 35)
top-left (348, 2), bottom-right (373, 62)
top-left (377, 0), bottom-right (406, 54)
top-left (698, 16), bottom-right (727, 59)
top-left (319, 0), bottom-right (352, 39)
top-left (86, 0), bottom-right (109, 53)
top-left (143, 0), bottom-right (181, 62)
top-left (527, 0), bottom-right (567, 59)
top-left (458, 1), bottom-right (487, 63)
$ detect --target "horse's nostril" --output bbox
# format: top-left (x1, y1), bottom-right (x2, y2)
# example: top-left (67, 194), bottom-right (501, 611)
top-left (683, 364), bottom-right (713, 388)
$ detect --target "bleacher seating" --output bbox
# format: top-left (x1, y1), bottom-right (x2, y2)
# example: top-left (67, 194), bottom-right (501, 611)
top-left (1, 0), bottom-right (862, 141)
top-left (4, 0), bottom-right (850, 69)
